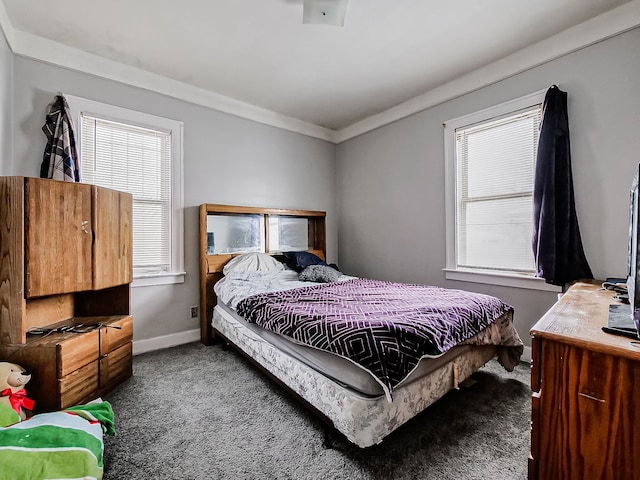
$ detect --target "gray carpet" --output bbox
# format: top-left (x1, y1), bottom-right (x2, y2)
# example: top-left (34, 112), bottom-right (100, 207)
top-left (103, 342), bottom-right (531, 480)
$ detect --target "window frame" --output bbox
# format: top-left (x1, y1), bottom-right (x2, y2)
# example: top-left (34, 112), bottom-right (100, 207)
top-left (65, 94), bottom-right (185, 287)
top-left (443, 89), bottom-right (559, 292)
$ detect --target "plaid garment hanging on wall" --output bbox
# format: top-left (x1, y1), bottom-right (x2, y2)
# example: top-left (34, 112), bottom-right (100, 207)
top-left (40, 95), bottom-right (80, 182)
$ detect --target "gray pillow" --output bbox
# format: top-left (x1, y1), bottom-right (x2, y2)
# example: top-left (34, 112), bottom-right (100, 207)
top-left (299, 265), bottom-right (341, 283)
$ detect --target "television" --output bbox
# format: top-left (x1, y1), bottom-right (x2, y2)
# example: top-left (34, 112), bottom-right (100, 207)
top-left (605, 164), bottom-right (640, 339)
top-left (627, 162), bottom-right (640, 337)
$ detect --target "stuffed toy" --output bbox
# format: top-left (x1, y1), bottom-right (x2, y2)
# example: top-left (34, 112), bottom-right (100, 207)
top-left (0, 362), bottom-right (34, 426)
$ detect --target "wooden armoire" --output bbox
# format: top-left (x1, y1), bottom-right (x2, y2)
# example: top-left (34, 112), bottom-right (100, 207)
top-left (0, 176), bottom-right (134, 412)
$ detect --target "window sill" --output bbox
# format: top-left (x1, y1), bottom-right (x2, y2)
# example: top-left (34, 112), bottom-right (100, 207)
top-left (132, 272), bottom-right (186, 288)
top-left (443, 268), bottom-right (561, 292)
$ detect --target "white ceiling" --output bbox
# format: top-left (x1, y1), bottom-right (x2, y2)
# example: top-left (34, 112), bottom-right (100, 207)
top-left (0, 0), bottom-right (637, 140)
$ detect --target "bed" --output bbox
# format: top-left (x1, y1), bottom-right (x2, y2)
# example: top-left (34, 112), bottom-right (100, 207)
top-left (198, 204), bottom-right (524, 448)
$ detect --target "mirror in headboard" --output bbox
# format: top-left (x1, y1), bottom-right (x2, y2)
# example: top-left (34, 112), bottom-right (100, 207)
top-left (268, 216), bottom-right (310, 252)
top-left (206, 214), bottom-right (265, 254)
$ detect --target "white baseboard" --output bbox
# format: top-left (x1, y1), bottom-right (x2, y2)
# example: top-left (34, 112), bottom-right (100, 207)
top-left (133, 329), bottom-right (200, 356)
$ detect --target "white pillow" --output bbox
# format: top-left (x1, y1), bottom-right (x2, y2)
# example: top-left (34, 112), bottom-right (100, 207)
top-left (222, 252), bottom-right (285, 275)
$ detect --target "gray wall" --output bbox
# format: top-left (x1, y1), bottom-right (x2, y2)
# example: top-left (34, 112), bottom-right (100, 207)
top-left (337, 27), bottom-right (640, 345)
top-left (11, 57), bottom-right (337, 345)
top-left (5, 26), bottom-right (639, 349)
top-left (0, 27), bottom-right (12, 174)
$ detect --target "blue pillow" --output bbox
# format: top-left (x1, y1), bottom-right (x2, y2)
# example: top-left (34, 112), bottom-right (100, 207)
top-left (283, 251), bottom-right (327, 272)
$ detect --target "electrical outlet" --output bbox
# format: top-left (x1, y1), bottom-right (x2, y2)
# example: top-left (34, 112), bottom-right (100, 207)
top-left (190, 306), bottom-right (198, 318)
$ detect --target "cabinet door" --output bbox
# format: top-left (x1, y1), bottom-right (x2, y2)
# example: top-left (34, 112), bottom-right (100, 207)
top-left (0, 177), bottom-right (26, 342)
top-left (25, 178), bottom-right (93, 297)
top-left (92, 186), bottom-right (133, 290)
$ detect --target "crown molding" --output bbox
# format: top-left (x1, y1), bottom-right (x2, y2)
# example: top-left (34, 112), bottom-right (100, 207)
top-left (5, 28), bottom-right (336, 143)
top-left (333, 0), bottom-right (640, 143)
top-left (1, 1), bottom-right (639, 145)
top-left (0, 0), bottom-right (13, 47)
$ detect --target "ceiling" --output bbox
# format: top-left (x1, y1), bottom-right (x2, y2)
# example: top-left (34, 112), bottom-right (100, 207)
top-left (0, 0), bottom-right (637, 139)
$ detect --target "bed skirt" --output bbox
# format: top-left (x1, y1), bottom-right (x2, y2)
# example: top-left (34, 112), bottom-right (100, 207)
top-left (213, 305), bottom-right (497, 448)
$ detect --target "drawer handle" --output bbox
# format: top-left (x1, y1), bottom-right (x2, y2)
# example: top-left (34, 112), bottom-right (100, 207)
top-left (101, 353), bottom-right (109, 359)
top-left (578, 392), bottom-right (605, 403)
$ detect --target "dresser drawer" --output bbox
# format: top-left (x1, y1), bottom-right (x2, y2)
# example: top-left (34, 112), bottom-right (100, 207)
top-left (59, 360), bottom-right (99, 409)
top-left (57, 330), bottom-right (99, 377)
top-left (100, 342), bottom-right (132, 389)
top-left (100, 316), bottom-right (133, 354)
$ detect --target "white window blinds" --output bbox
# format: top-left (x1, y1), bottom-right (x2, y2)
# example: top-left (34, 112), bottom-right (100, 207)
top-left (455, 106), bottom-right (541, 273)
top-left (80, 114), bottom-right (172, 275)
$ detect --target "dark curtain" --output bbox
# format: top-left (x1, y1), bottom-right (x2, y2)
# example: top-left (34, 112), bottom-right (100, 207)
top-left (532, 85), bottom-right (592, 287)
top-left (40, 95), bottom-right (80, 182)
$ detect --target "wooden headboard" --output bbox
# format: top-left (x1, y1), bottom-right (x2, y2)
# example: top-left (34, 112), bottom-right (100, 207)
top-left (198, 203), bottom-right (326, 345)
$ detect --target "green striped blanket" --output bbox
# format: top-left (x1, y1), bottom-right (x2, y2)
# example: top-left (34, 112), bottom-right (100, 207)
top-left (0, 401), bottom-right (114, 480)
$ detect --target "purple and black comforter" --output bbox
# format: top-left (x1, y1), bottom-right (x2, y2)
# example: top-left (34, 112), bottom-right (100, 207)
top-left (236, 278), bottom-right (522, 395)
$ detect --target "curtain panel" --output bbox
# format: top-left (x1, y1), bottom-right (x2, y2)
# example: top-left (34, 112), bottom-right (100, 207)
top-left (532, 85), bottom-right (592, 287)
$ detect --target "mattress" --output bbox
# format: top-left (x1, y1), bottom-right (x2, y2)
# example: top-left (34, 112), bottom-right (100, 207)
top-left (216, 301), bottom-right (473, 397)
top-left (214, 270), bottom-right (522, 398)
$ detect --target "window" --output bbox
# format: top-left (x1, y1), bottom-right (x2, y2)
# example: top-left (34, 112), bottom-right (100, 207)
top-left (65, 95), bottom-right (184, 287)
top-left (444, 90), bottom-right (557, 291)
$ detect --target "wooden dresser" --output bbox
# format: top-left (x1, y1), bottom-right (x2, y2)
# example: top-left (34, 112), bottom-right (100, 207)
top-left (529, 280), bottom-right (640, 480)
top-left (0, 177), bottom-right (133, 412)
